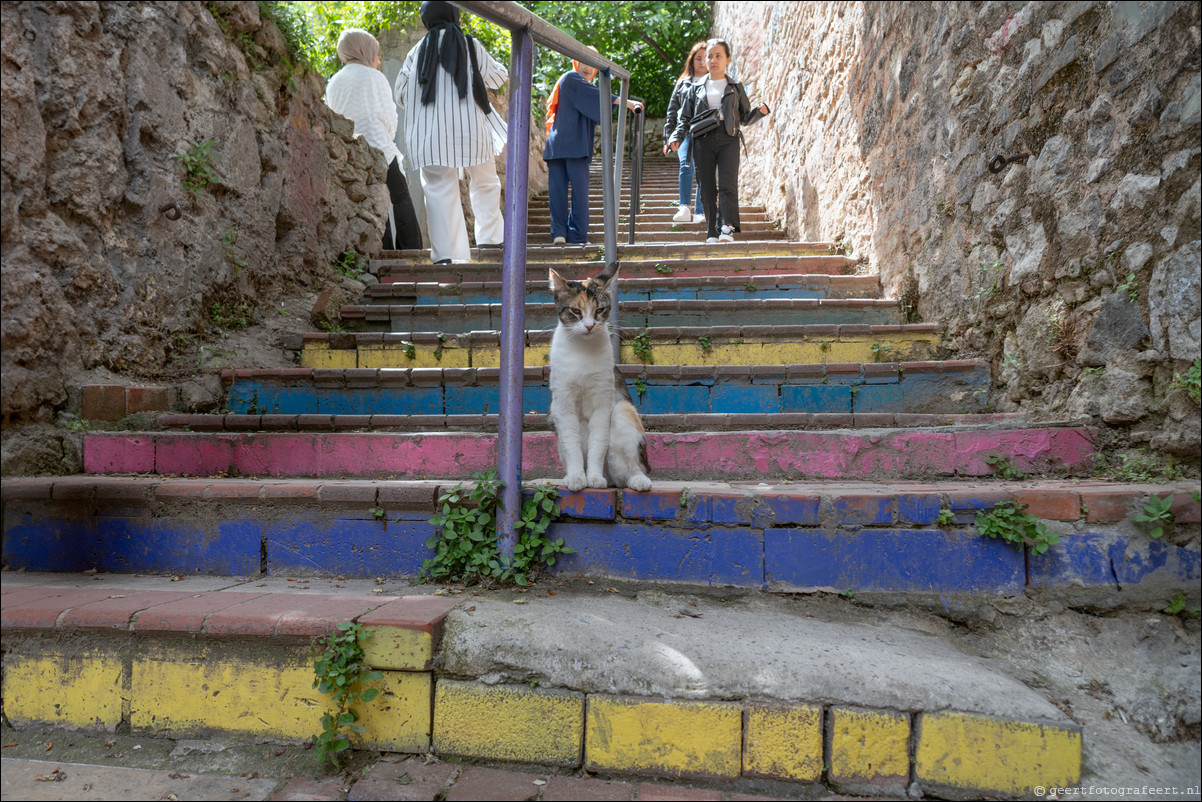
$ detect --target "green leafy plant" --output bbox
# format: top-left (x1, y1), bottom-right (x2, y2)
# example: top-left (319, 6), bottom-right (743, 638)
top-left (311, 622), bottom-right (382, 768)
top-left (839, 588), bottom-right (858, 604)
top-left (697, 334), bottom-right (713, 351)
top-left (1105, 450), bottom-right (1185, 483)
top-left (632, 330), bottom-right (653, 364)
top-left (936, 508), bottom-right (957, 527)
top-left (318, 320), bottom-right (345, 333)
top-left (422, 470), bottom-right (571, 587)
top-left (984, 453), bottom-right (1025, 480)
top-left (1116, 273), bottom-right (1139, 301)
top-left (633, 378), bottom-right (647, 396)
top-left (434, 333), bottom-right (446, 362)
top-left (1174, 358), bottom-right (1201, 404)
top-left (208, 299), bottom-right (255, 330)
top-left (819, 341), bottom-right (831, 352)
top-left (371, 507), bottom-right (385, 521)
top-left (335, 249), bottom-right (367, 281)
top-left (178, 138), bottom-right (218, 194)
top-left (1164, 591), bottom-right (1201, 618)
top-left (655, 263), bottom-right (674, 275)
top-left (1082, 366), bottom-right (1105, 377)
top-left (870, 342), bottom-right (892, 362)
top-left (743, 282), bottom-right (757, 292)
top-left (1131, 494), bottom-right (1174, 540)
top-left (400, 341), bottom-right (416, 360)
top-left (222, 226), bottom-right (248, 274)
top-left (976, 501), bottom-right (1059, 556)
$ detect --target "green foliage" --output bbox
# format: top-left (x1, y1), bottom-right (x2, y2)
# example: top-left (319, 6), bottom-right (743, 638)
top-left (208, 300), bottom-right (256, 330)
top-left (936, 508), bottom-right (957, 527)
top-left (984, 453), bottom-right (1025, 480)
top-left (632, 330), bottom-right (653, 363)
top-left (870, 342), bottom-right (892, 362)
top-left (1116, 273), bottom-right (1139, 301)
top-left (422, 471), bottom-right (571, 587)
top-left (311, 622), bottom-right (383, 768)
top-left (1101, 450), bottom-right (1185, 483)
top-left (1174, 358), bottom-right (1201, 404)
top-left (976, 501), bottom-right (1060, 556)
top-left (222, 226), bottom-right (248, 273)
top-left (654, 263), bottom-right (674, 275)
top-left (179, 139), bottom-right (218, 194)
top-left (401, 340), bottom-right (417, 360)
top-left (335, 249), bottom-right (367, 281)
top-left (697, 334), bottom-right (713, 351)
top-left (1131, 494), bottom-right (1174, 540)
top-left (1163, 591), bottom-right (1201, 618)
top-left (839, 588), bottom-right (858, 604)
top-left (633, 378), bottom-right (647, 396)
top-left (525, 1), bottom-right (713, 117)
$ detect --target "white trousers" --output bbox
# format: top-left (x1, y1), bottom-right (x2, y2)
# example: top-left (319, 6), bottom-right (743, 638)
top-left (419, 161), bottom-right (505, 263)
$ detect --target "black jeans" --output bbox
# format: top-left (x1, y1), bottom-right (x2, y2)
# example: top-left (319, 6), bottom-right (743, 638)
top-left (692, 129), bottom-right (740, 239)
top-left (384, 157), bottom-right (423, 251)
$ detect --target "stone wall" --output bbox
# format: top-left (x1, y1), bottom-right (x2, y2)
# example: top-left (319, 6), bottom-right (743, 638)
top-left (0, 1), bottom-right (389, 426)
top-left (717, 1), bottom-right (1201, 457)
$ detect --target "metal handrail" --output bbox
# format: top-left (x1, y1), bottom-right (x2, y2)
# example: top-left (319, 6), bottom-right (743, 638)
top-left (451, 1), bottom-right (635, 565)
top-left (627, 108), bottom-right (645, 245)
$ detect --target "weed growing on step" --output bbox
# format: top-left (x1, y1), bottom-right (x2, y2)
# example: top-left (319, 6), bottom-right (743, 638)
top-left (318, 320), bottom-right (344, 334)
top-left (870, 342), bottom-right (892, 362)
top-left (423, 470), bottom-right (570, 587)
top-left (936, 508), bottom-right (957, 527)
top-left (434, 333), bottom-right (446, 361)
top-left (698, 334), bottom-right (713, 352)
top-left (1174, 358), bottom-right (1201, 404)
top-left (401, 341), bottom-right (416, 360)
top-left (1164, 591), bottom-right (1201, 618)
top-left (828, 236), bottom-right (851, 255)
top-left (898, 265), bottom-right (921, 323)
top-left (208, 300), bottom-right (256, 330)
top-left (311, 622), bottom-right (382, 768)
top-left (984, 453), bottom-right (1025, 480)
top-left (633, 378), bottom-right (647, 397)
top-left (221, 226), bottom-right (248, 274)
top-left (1131, 494), bottom-right (1174, 540)
top-left (655, 263), bottom-right (674, 275)
top-left (178, 139), bottom-right (218, 194)
top-left (976, 501), bottom-right (1059, 555)
top-left (743, 282), bottom-right (757, 292)
top-left (335, 249), bottom-right (367, 281)
top-left (1082, 366), bottom-right (1105, 377)
top-left (1098, 450), bottom-right (1185, 483)
top-left (632, 330), bottom-right (654, 364)
top-left (839, 588), bottom-right (858, 604)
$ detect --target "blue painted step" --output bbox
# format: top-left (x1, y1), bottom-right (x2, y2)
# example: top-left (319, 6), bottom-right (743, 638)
top-left (221, 361), bottom-right (989, 417)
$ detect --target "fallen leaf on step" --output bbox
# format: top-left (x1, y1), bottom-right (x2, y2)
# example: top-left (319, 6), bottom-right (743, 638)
top-left (35, 769), bottom-right (66, 782)
top-left (44, 742), bottom-right (52, 751)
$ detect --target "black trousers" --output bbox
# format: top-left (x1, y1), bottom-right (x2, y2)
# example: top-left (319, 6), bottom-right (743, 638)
top-left (384, 157), bottom-right (423, 251)
top-left (692, 129), bottom-right (740, 239)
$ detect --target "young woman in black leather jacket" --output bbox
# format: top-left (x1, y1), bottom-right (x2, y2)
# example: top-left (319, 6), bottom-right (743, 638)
top-left (668, 38), bottom-right (770, 244)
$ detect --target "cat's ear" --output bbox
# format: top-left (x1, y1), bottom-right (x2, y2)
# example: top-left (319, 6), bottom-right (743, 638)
top-left (595, 262), bottom-right (621, 286)
top-left (549, 268), bottom-right (570, 295)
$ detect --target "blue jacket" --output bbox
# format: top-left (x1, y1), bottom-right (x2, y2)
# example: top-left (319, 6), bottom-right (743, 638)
top-left (543, 70), bottom-right (615, 161)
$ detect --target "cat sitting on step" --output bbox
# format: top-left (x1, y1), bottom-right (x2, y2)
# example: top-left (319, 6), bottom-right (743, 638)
top-left (548, 266), bottom-right (652, 492)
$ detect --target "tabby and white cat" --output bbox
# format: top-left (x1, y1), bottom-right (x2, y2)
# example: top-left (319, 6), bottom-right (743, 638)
top-left (548, 267), bottom-right (652, 492)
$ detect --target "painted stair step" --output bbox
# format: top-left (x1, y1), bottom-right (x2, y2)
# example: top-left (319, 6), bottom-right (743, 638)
top-left (80, 426), bottom-right (1098, 482)
top-left (160, 411), bottom-right (1029, 433)
top-left (296, 324), bottom-right (944, 370)
top-left (339, 298), bottom-right (904, 333)
top-left (383, 240), bottom-right (843, 263)
top-left (367, 273), bottom-right (882, 303)
top-left (526, 230), bottom-right (792, 243)
top-left (5, 476), bottom-right (1196, 594)
top-left (375, 255), bottom-right (860, 281)
top-left (219, 360), bottom-right (990, 417)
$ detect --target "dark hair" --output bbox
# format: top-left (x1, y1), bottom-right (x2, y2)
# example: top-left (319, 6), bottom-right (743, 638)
top-left (678, 41), bottom-right (707, 80)
top-left (706, 37), bottom-right (731, 58)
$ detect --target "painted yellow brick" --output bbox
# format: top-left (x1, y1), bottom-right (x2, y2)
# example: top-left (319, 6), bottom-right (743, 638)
top-left (586, 695), bottom-right (741, 779)
top-left (744, 702), bottom-right (823, 782)
top-left (915, 711), bottom-right (1082, 796)
top-left (359, 626), bottom-right (433, 671)
top-left (829, 706), bottom-right (910, 783)
top-left (131, 659), bottom-right (430, 750)
top-left (3, 652), bottom-right (124, 729)
top-left (434, 680), bottom-right (583, 766)
top-left (301, 345), bottom-right (358, 370)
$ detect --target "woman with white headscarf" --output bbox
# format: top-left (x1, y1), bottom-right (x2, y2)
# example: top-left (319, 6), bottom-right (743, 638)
top-left (324, 28), bottom-right (422, 251)
top-left (395, 1), bottom-right (508, 264)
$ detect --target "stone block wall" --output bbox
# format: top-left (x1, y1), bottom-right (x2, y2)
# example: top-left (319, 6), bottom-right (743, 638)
top-left (715, 1), bottom-right (1200, 456)
top-left (1, 1), bottom-right (389, 425)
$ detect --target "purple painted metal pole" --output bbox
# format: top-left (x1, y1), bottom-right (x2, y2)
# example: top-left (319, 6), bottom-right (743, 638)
top-left (496, 26), bottom-right (534, 564)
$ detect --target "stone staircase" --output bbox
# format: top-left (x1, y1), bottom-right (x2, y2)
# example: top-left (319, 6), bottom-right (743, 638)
top-left (4, 161), bottom-right (1200, 799)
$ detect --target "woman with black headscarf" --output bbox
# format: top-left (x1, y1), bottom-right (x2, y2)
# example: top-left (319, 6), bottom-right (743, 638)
top-left (394, 1), bottom-right (508, 264)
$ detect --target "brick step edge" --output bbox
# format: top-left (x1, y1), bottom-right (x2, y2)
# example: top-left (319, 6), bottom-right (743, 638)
top-left (158, 411), bottom-right (1027, 433)
top-left (5, 476), bottom-right (1199, 525)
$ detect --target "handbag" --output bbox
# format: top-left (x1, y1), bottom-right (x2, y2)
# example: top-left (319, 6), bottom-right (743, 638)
top-left (689, 106), bottom-right (722, 138)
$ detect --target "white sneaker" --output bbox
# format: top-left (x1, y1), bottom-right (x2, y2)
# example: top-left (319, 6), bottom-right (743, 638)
top-left (705, 236), bottom-right (719, 244)
top-left (718, 225), bottom-right (735, 243)
top-left (692, 213), bottom-right (705, 224)
top-left (552, 236), bottom-right (566, 245)
top-left (672, 205), bottom-right (691, 223)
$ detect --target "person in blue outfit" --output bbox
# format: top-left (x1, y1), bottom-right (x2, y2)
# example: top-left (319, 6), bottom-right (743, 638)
top-left (663, 41), bottom-right (708, 224)
top-left (543, 57), bottom-right (643, 245)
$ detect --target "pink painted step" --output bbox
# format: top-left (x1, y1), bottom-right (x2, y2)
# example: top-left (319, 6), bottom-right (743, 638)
top-left (83, 428), bottom-right (1097, 481)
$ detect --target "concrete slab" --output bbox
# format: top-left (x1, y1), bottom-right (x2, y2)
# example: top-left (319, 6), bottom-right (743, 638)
top-left (437, 590), bottom-right (1068, 722)
top-left (0, 758), bottom-right (279, 801)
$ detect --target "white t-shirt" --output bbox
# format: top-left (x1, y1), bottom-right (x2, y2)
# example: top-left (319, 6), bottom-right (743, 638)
top-left (705, 78), bottom-right (727, 117)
